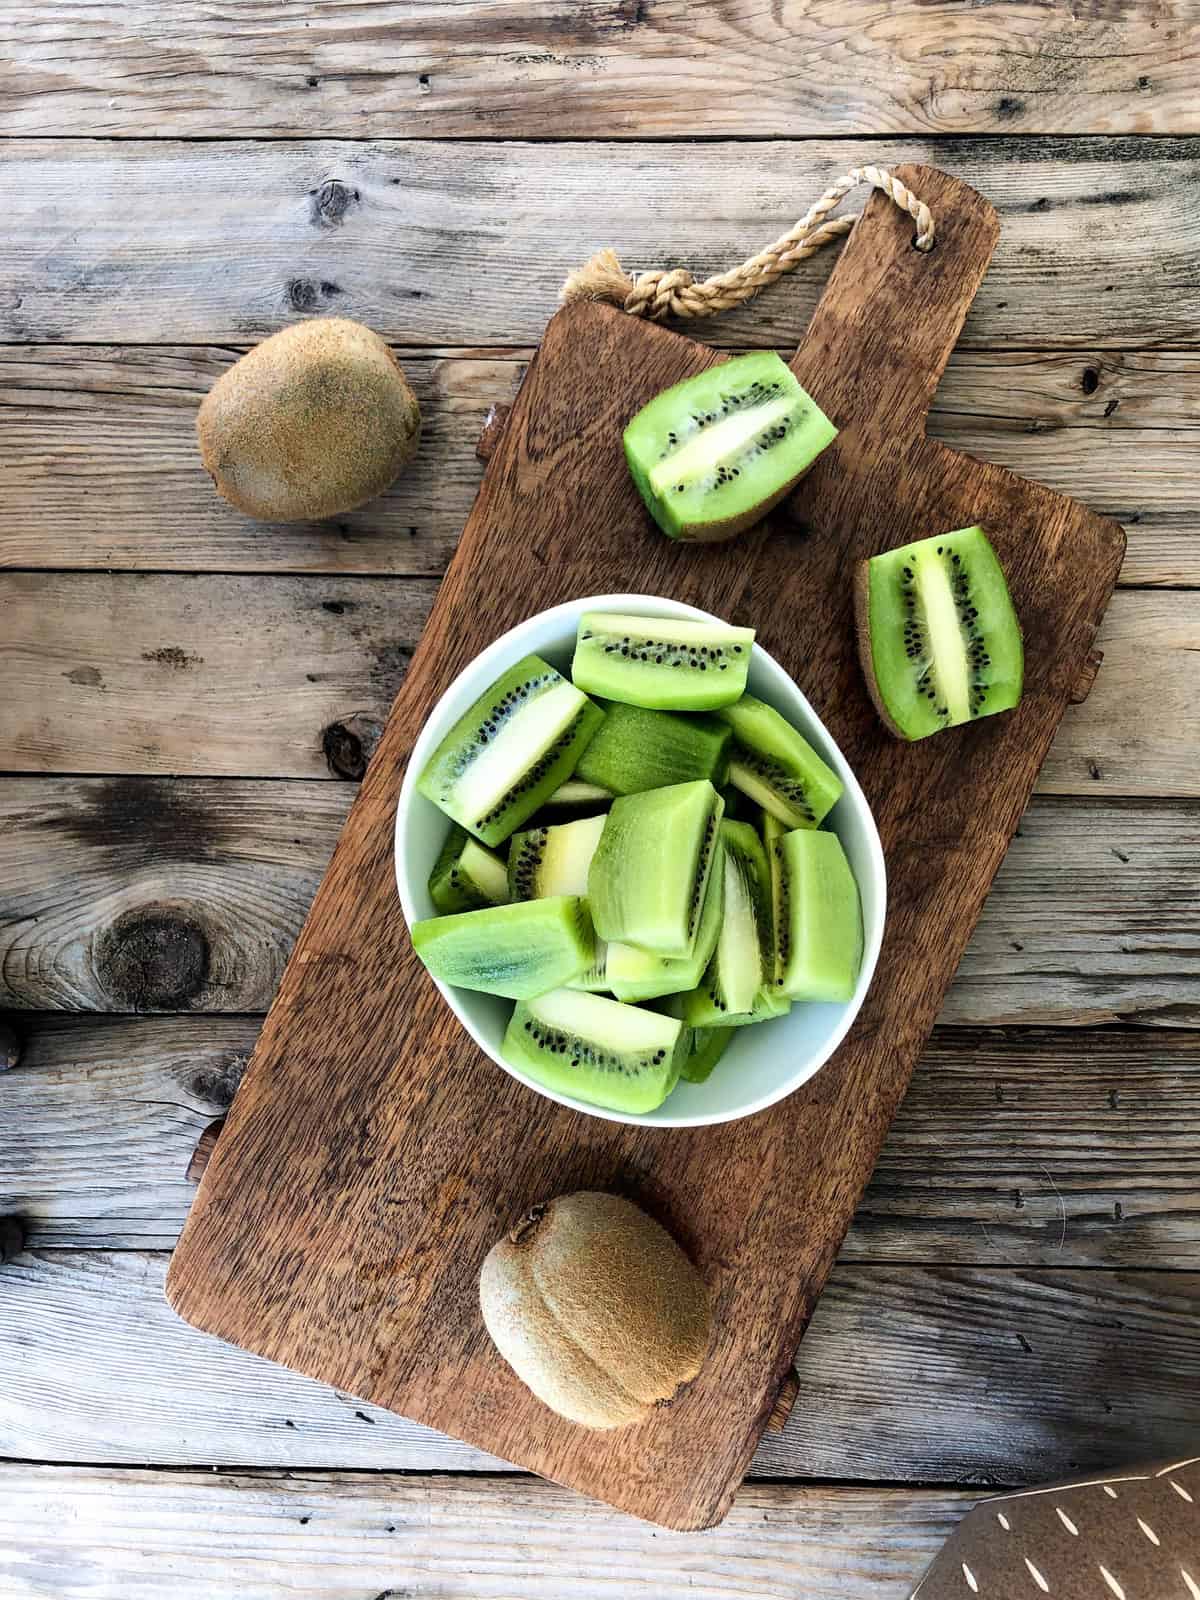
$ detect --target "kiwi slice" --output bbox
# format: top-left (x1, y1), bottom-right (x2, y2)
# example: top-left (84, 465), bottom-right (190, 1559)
top-left (427, 825), bottom-right (510, 914)
top-left (588, 780), bottom-right (724, 960)
top-left (571, 612), bottom-right (754, 712)
top-left (574, 702), bottom-right (731, 796)
top-left (623, 351), bottom-right (837, 542)
top-left (566, 942), bottom-right (612, 995)
top-left (683, 821), bottom-right (776, 1026)
top-left (716, 694), bottom-right (843, 831)
top-left (855, 524), bottom-right (1025, 741)
top-left (507, 813), bottom-right (607, 901)
top-left (410, 895), bottom-right (594, 1000)
top-left (606, 850), bottom-right (724, 1002)
top-left (417, 654), bottom-right (604, 846)
top-left (771, 830), bottom-right (862, 1002)
top-left (502, 988), bottom-right (686, 1115)
top-left (681, 1026), bottom-right (733, 1084)
top-left (544, 779), bottom-right (614, 809)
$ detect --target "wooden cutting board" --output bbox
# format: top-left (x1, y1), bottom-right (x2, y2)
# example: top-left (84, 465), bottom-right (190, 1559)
top-left (167, 166), bottom-right (1125, 1530)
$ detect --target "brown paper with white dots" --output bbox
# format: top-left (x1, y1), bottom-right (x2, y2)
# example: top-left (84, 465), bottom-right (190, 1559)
top-left (912, 1455), bottom-right (1200, 1600)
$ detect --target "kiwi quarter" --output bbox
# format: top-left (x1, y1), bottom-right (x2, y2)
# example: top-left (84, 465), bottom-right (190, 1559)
top-left (502, 989), bottom-right (687, 1115)
top-left (575, 701), bottom-right (731, 795)
top-left (855, 525), bottom-right (1024, 740)
top-left (410, 895), bottom-right (594, 1000)
top-left (622, 351), bottom-right (837, 542)
top-left (588, 780), bottom-right (724, 959)
top-left (427, 825), bottom-right (510, 914)
top-left (771, 829), bottom-right (862, 1003)
top-left (197, 318), bottom-right (421, 522)
top-left (571, 612), bottom-right (754, 711)
top-left (716, 694), bottom-right (843, 831)
top-left (507, 813), bottom-right (606, 900)
top-left (417, 654), bottom-right (604, 847)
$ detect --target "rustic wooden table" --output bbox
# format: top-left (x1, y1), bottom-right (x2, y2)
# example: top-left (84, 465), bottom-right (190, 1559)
top-left (2, 6), bottom-right (1198, 1595)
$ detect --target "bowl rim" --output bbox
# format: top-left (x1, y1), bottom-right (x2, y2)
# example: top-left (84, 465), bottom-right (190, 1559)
top-left (395, 592), bottom-right (886, 1128)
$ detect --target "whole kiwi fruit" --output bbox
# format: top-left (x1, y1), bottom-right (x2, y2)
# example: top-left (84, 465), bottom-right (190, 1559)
top-left (479, 1190), bottom-right (710, 1429)
top-left (197, 317), bottom-right (421, 522)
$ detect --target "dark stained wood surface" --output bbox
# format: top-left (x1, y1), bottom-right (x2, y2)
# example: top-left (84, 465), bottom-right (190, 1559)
top-left (165, 168), bottom-right (1124, 1529)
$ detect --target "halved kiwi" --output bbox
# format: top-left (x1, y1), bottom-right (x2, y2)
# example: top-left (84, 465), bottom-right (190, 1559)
top-left (855, 524), bottom-right (1024, 740)
top-left (587, 780), bottom-right (724, 959)
top-left (571, 612), bottom-right (753, 711)
top-left (716, 694), bottom-right (843, 830)
top-left (502, 988), bottom-right (686, 1114)
top-left (507, 813), bottom-right (607, 901)
top-left (575, 701), bottom-right (731, 795)
top-left (417, 654), bottom-right (604, 846)
top-left (410, 895), bottom-right (594, 999)
top-left (623, 351), bottom-right (837, 542)
top-left (771, 829), bottom-right (862, 1002)
top-left (428, 824), bottom-right (510, 914)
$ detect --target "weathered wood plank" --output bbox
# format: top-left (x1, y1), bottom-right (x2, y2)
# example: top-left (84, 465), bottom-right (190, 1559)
top-left (0, 574), bottom-right (433, 779)
top-left (2, 347), bottom-right (1193, 586)
top-left (0, 579), bottom-right (1194, 792)
top-left (1, 784), bottom-right (1194, 1023)
top-left (5, 0), bottom-right (1195, 139)
top-left (3, 139), bottom-right (1198, 349)
top-left (0, 1468), bottom-right (968, 1600)
top-left (2, 1250), bottom-right (1197, 1480)
top-left (0, 348), bottom-right (521, 579)
top-left (5, 1016), bottom-right (1199, 1263)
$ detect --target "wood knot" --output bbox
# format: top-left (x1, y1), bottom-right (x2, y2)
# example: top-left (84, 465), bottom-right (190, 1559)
top-left (94, 906), bottom-right (210, 1010)
top-left (309, 179), bottom-right (360, 229)
top-left (322, 715), bottom-right (383, 780)
top-left (0, 1019), bottom-right (21, 1073)
top-left (0, 1216), bottom-right (26, 1265)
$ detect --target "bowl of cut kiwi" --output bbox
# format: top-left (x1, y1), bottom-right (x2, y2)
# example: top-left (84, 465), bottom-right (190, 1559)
top-left (395, 594), bottom-right (886, 1127)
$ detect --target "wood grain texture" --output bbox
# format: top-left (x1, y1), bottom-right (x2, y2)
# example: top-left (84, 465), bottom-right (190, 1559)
top-left (5, 0), bottom-right (1195, 138)
top-left (0, 1468), bottom-right (969, 1600)
top-left (1, 782), bottom-right (1195, 1023)
top-left (165, 170), bottom-right (1125, 1529)
top-left (3, 138), bottom-right (1199, 350)
top-left (7, 1251), bottom-right (1200, 1481)
top-left (3, 582), bottom-right (1195, 788)
top-left (7, 1015), bottom-right (1200, 1263)
top-left (0, 574), bottom-right (433, 778)
top-left (2, 346), bottom-right (1194, 585)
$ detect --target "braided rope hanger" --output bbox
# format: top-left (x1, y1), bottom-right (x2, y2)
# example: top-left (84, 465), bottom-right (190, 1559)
top-left (560, 165), bottom-right (935, 323)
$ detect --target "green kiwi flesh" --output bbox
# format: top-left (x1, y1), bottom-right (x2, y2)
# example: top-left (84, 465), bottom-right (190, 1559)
top-left (623, 351), bottom-right (837, 542)
top-left (680, 1026), bottom-right (733, 1083)
top-left (771, 829), bottom-right (862, 1002)
top-left (427, 825), bottom-right (510, 914)
top-left (856, 524), bottom-right (1024, 741)
top-left (605, 848), bottom-right (724, 1002)
top-left (411, 895), bottom-right (594, 1000)
top-left (575, 701), bottom-right (731, 795)
top-left (716, 694), bottom-right (843, 830)
top-left (417, 653), bottom-right (604, 846)
top-left (507, 813), bottom-right (607, 900)
top-left (571, 612), bottom-right (753, 711)
top-left (544, 779), bottom-right (614, 808)
top-left (588, 780), bottom-right (723, 959)
top-left (502, 988), bottom-right (685, 1114)
top-left (682, 820), bottom-right (777, 1026)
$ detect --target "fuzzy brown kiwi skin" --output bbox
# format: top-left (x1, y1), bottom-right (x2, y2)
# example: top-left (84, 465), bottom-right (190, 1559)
top-left (853, 558), bottom-right (910, 742)
top-left (675, 459), bottom-right (816, 544)
top-left (197, 317), bottom-right (421, 523)
top-left (479, 1191), bottom-right (711, 1429)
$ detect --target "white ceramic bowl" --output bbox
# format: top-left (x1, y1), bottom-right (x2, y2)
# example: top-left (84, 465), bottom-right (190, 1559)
top-left (395, 594), bottom-right (886, 1128)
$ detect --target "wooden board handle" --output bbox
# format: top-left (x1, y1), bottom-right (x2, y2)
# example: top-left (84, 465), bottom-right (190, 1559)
top-left (793, 164), bottom-right (999, 445)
